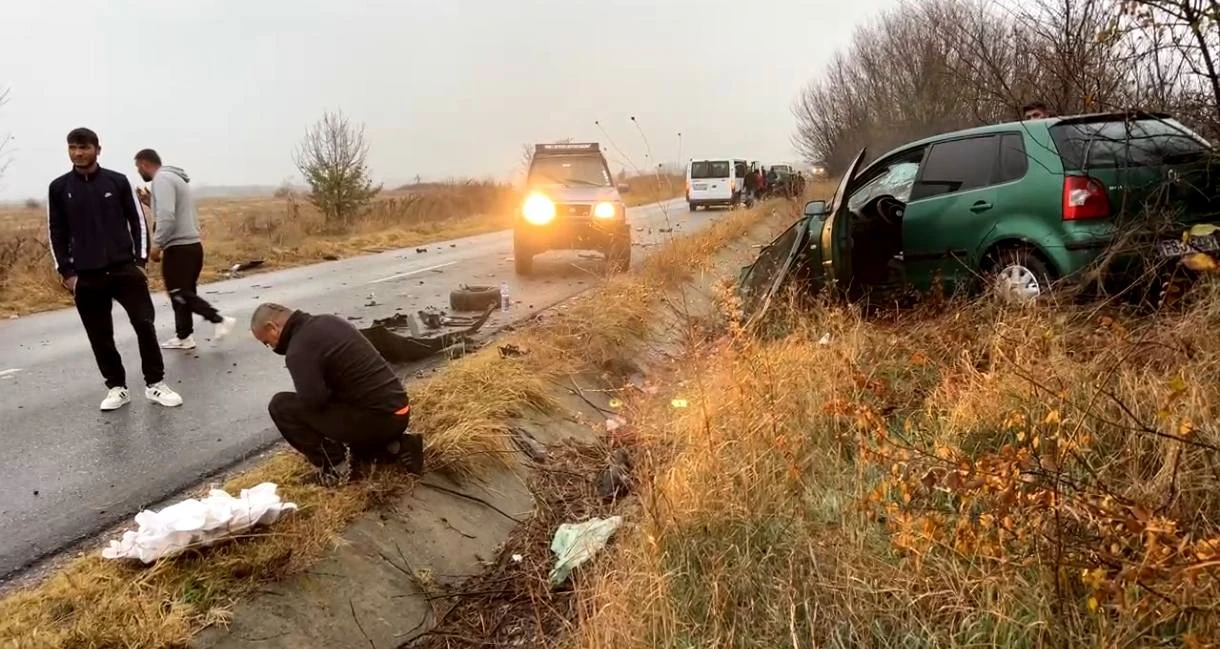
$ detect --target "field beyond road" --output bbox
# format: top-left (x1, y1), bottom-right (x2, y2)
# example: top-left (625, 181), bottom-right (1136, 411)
top-left (0, 175), bottom-right (683, 317)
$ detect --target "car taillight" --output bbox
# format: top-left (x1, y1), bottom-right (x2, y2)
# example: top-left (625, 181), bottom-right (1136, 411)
top-left (1062, 175), bottom-right (1111, 221)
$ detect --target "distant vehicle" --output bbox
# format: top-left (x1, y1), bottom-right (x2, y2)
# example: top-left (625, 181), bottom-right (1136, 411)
top-left (515, 142), bottom-right (631, 275)
top-left (770, 164), bottom-right (795, 175)
top-left (687, 158), bottom-right (749, 210)
top-left (738, 111), bottom-right (1219, 322)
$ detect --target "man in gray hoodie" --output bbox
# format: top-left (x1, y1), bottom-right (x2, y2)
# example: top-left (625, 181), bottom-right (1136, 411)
top-left (135, 149), bottom-right (235, 349)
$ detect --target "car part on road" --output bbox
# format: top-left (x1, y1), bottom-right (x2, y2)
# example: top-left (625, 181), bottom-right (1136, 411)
top-left (450, 285), bottom-right (501, 311)
top-left (360, 305), bottom-right (494, 363)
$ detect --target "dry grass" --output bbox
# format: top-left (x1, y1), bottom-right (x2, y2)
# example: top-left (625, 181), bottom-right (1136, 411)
top-left (571, 283), bottom-right (1220, 648)
top-left (0, 175), bottom-right (683, 317)
top-left (0, 197), bottom-right (765, 649)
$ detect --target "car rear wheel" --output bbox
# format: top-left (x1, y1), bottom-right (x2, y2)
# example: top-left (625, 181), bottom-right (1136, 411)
top-left (988, 247), bottom-right (1054, 303)
top-left (513, 236), bottom-right (533, 275)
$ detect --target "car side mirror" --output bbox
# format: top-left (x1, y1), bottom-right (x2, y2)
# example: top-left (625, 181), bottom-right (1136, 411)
top-left (618, 183), bottom-right (631, 194)
top-left (803, 200), bottom-right (828, 219)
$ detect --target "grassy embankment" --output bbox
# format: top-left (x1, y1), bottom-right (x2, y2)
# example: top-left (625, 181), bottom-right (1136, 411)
top-left (571, 281), bottom-right (1220, 647)
top-left (0, 196), bottom-right (769, 649)
top-left (0, 174), bottom-right (683, 317)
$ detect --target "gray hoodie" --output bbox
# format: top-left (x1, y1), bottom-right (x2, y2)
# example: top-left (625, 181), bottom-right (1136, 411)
top-left (150, 165), bottom-right (201, 249)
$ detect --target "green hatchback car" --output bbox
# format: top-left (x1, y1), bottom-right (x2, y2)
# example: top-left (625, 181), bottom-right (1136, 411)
top-left (740, 111), bottom-right (1219, 320)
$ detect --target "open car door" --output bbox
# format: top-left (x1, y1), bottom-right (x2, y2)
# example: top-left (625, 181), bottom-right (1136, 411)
top-left (737, 149), bottom-right (866, 327)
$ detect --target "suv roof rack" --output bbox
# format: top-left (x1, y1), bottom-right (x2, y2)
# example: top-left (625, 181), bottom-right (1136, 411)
top-left (534, 142), bottom-right (601, 155)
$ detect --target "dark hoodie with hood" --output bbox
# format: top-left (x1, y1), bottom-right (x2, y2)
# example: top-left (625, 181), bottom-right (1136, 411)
top-left (150, 165), bottom-right (200, 250)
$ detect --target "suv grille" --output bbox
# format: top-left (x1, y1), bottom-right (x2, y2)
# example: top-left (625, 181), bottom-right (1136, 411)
top-left (557, 203), bottom-right (592, 217)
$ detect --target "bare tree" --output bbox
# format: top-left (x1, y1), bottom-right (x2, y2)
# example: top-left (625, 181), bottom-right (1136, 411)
top-left (293, 110), bottom-right (381, 226)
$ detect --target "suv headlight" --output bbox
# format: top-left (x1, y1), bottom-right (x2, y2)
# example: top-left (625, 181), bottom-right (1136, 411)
top-left (522, 194), bottom-right (556, 225)
top-left (593, 201), bottom-right (617, 219)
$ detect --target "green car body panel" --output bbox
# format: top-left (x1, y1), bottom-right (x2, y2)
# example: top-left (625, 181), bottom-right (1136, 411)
top-left (811, 112), bottom-right (1217, 296)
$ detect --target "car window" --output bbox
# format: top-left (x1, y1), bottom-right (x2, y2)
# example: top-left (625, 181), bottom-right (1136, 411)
top-left (996, 133), bottom-right (1028, 183)
top-left (847, 160), bottom-right (921, 212)
top-left (1050, 117), bottom-right (1211, 170)
top-left (910, 136), bottom-right (999, 201)
top-left (691, 161), bottom-right (731, 179)
top-left (530, 156), bottom-right (611, 187)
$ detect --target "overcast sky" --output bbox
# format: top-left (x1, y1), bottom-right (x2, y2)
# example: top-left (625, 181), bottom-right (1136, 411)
top-left (0, 0), bottom-right (892, 199)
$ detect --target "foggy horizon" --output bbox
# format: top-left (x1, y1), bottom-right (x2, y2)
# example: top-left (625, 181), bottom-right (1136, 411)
top-left (0, 0), bottom-right (892, 200)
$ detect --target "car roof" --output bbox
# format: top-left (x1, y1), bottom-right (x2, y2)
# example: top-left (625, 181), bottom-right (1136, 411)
top-left (876, 110), bottom-right (1177, 160)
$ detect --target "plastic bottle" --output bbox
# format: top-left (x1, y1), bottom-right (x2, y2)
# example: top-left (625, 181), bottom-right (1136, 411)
top-left (499, 282), bottom-right (510, 312)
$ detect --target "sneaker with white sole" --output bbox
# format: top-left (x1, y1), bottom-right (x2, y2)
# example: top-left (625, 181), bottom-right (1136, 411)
top-left (213, 316), bottom-right (236, 341)
top-left (145, 382), bottom-right (184, 407)
top-left (100, 387), bottom-right (130, 411)
top-left (161, 335), bottom-right (196, 350)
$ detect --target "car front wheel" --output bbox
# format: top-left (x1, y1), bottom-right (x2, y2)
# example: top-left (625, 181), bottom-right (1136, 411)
top-left (513, 235), bottom-right (534, 275)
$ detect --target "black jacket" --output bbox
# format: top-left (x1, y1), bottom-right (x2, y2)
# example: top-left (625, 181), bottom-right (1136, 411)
top-left (47, 166), bottom-right (149, 278)
top-left (275, 310), bottom-right (408, 414)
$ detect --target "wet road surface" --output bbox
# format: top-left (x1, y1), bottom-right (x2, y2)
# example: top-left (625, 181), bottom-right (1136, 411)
top-left (0, 198), bottom-right (717, 579)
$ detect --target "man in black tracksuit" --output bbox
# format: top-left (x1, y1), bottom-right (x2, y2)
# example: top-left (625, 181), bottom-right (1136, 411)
top-left (250, 302), bottom-right (423, 483)
top-left (48, 128), bottom-right (182, 411)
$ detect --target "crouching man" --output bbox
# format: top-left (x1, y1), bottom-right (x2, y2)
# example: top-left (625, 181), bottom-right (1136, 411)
top-left (250, 302), bottom-right (423, 483)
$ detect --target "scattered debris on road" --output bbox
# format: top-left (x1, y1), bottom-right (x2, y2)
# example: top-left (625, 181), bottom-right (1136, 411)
top-left (361, 305), bottom-right (494, 363)
top-left (226, 259), bottom-right (266, 278)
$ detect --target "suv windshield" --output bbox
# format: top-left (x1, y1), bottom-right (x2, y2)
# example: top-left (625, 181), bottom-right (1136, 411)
top-left (1050, 117), bottom-right (1211, 170)
top-left (691, 161), bottom-right (731, 179)
top-left (530, 156), bottom-right (612, 187)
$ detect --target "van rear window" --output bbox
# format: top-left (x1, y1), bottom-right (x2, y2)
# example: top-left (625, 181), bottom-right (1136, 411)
top-left (691, 161), bottom-right (731, 179)
top-left (1050, 118), bottom-right (1210, 170)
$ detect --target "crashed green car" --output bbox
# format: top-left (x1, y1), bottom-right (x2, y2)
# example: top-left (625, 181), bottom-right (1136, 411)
top-left (739, 111), bottom-right (1220, 321)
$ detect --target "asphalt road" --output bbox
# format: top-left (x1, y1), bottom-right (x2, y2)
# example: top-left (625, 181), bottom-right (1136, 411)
top-left (0, 198), bottom-right (714, 579)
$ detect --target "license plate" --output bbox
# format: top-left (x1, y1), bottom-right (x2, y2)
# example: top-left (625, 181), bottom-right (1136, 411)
top-left (693, 183), bottom-right (707, 190)
top-left (1159, 233), bottom-right (1220, 258)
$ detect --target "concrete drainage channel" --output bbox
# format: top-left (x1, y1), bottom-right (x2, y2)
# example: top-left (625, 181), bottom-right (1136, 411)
top-left (191, 218), bottom-right (785, 649)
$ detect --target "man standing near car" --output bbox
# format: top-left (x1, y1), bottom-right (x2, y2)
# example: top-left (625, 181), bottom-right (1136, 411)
top-left (47, 128), bottom-right (183, 411)
top-left (134, 149), bottom-right (235, 350)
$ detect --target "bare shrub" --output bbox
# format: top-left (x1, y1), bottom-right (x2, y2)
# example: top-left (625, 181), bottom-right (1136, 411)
top-left (293, 110), bottom-right (381, 227)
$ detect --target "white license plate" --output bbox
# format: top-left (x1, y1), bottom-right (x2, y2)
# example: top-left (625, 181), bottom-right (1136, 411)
top-left (693, 183), bottom-right (707, 190)
top-left (1159, 234), bottom-right (1220, 257)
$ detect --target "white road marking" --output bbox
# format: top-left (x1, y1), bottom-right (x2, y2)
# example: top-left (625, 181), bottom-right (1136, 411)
top-left (369, 261), bottom-right (458, 285)
top-left (0, 368), bottom-right (22, 378)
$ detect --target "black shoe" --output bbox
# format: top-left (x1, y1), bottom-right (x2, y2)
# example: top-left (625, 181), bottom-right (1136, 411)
top-left (387, 432), bottom-right (425, 475)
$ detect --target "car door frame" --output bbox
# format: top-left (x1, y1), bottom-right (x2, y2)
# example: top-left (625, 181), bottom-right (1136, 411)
top-left (901, 133), bottom-right (1005, 294)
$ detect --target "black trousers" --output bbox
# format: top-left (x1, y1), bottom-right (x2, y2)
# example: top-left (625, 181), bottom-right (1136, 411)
top-left (268, 392), bottom-right (409, 469)
top-left (162, 242), bottom-right (221, 339)
top-left (74, 263), bottom-right (164, 389)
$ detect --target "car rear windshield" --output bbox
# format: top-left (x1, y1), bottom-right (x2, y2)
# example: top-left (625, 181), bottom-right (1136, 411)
top-left (1050, 117), bottom-right (1211, 170)
top-left (530, 156), bottom-right (612, 187)
top-left (691, 161), bottom-right (731, 179)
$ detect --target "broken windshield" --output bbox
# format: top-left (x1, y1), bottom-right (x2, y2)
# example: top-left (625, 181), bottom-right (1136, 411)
top-left (847, 160), bottom-right (920, 212)
top-left (529, 156), bottom-right (612, 187)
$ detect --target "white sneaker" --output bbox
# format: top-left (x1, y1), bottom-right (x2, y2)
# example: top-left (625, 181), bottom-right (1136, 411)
top-left (100, 387), bottom-right (130, 411)
top-left (145, 382), bottom-right (184, 407)
top-left (213, 316), bottom-right (237, 342)
top-left (161, 335), bottom-right (196, 350)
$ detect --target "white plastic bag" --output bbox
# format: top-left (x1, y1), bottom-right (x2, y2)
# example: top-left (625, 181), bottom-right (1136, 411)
top-left (101, 482), bottom-right (298, 563)
top-left (548, 515), bottom-right (623, 586)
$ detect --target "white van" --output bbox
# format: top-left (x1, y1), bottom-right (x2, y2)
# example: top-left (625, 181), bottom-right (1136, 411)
top-left (687, 158), bottom-right (750, 211)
